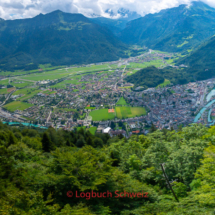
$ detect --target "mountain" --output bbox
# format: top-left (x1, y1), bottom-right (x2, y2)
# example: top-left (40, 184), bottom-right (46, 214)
top-left (0, 10), bottom-right (128, 71)
top-left (119, 1), bottom-right (215, 52)
top-left (91, 8), bottom-right (141, 35)
top-left (177, 35), bottom-right (215, 80)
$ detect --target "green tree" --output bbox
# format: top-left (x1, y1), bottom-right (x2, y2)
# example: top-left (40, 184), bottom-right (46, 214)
top-left (42, 133), bottom-right (55, 152)
top-left (93, 137), bottom-right (103, 147)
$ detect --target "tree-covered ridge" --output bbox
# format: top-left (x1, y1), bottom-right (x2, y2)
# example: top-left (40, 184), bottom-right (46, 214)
top-left (125, 66), bottom-right (193, 89)
top-left (0, 10), bottom-right (127, 71)
top-left (119, 1), bottom-right (215, 52)
top-left (1, 122), bottom-right (215, 214)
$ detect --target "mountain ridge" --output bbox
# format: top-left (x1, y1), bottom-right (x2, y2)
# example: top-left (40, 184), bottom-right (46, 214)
top-left (119, 1), bottom-right (215, 52)
top-left (0, 10), bottom-right (128, 71)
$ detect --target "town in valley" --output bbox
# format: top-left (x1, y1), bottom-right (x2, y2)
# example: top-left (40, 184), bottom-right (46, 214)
top-left (0, 49), bottom-right (214, 137)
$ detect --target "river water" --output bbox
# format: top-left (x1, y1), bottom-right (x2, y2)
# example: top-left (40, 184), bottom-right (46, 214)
top-left (3, 122), bottom-right (48, 129)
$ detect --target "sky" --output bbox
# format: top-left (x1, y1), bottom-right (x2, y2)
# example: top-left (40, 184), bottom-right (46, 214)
top-left (0, 0), bottom-right (215, 20)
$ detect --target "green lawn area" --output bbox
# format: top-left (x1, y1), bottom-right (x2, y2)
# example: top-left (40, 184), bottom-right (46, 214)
top-left (85, 107), bottom-right (96, 110)
top-left (88, 127), bottom-right (97, 135)
top-left (127, 60), bottom-right (164, 69)
top-left (89, 109), bottom-right (115, 121)
top-left (0, 79), bottom-right (9, 85)
top-left (43, 90), bottom-right (57, 94)
top-left (116, 97), bottom-right (128, 106)
top-left (12, 82), bottom-right (32, 88)
top-left (4, 101), bottom-right (33, 112)
top-left (77, 126), bottom-right (86, 131)
top-left (15, 89), bottom-right (41, 101)
top-left (0, 88), bottom-right (9, 94)
top-left (116, 107), bottom-right (147, 119)
top-left (13, 88), bottom-right (36, 95)
top-left (157, 79), bottom-right (171, 88)
top-left (166, 59), bottom-right (175, 65)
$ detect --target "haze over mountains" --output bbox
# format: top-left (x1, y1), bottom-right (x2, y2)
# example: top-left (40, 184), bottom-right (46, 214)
top-left (120, 1), bottom-right (215, 52)
top-left (91, 8), bottom-right (141, 35)
top-left (0, 1), bottom-right (215, 73)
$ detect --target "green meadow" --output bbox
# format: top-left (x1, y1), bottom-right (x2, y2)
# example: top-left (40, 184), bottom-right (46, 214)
top-left (157, 79), bottom-right (171, 88)
top-left (4, 101), bottom-right (33, 112)
top-left (89, 109), bottom-right (116, 121)
top-left (116, 97), bottom-right (128, 106)
top-left (116, 107), bottom-right (147, 119)
top-left (88, 127), bottom-right (97, 135)
top-left (89, 107), bottom-right (146, 121)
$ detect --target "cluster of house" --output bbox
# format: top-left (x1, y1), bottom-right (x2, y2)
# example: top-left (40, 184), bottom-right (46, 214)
top-left (2, 50), bottom-right (215, 134)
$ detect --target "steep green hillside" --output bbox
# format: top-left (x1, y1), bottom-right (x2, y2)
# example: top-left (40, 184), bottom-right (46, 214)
top-left (179, 35), bottom-right (215, 67)
top-left (120, 1), bottom-right (215, 52)
top-left (0, 10), bottom-right (128, 71)
top-left (177, 35), bottom-right (215, 80)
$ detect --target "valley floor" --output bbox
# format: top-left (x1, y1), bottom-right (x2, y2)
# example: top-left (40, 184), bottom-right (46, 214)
top-left (0, 50), bottom-right (212, 134)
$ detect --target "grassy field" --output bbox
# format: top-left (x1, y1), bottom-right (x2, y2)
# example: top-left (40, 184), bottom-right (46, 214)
top-left (0, 87), bottom-right (15, 94)
top-left (13, 88), bottom-right (35, 95)
top-left (11, 81), bottom-right (32, 88)
top-left (4, 101), bottom-right (33, 112)
top-left (127, 60), bottom-right (164, 69)
top-left (0, 79), bottom-right (9, 85)
top-left (116, 97), bottom-right (128, 106)
top-left (85, 107), bottom-right (96, 110)
top-left (116, 107), bottom-right (147, 119)
top-left (43, 90), bottom-right (57, 94)
top-left (90, 107), bottom-right (146, 120)
top-left (157, 79), bottom-right (171, 88)
top-left (77, 126), bottom-right (86, 131)
top-left (14, 88), bottom-right (41, 101)
top-left (0, 88), bottom-right (9, 94)
top-left (126, 69), bottom-right (141, 76)
top-left (88, 127), bottom-right (97, 135)
top-left (89, 109), bottom-right (116, 121)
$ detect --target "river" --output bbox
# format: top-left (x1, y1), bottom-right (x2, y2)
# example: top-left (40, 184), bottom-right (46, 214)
top-left (3, 122), bottom-right (48, 129)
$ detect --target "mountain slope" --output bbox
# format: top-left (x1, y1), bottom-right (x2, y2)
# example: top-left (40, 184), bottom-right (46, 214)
top-left (0, 10), bottom-right (128, 71)
top-left (177, 35), bottom-right (215, 80)
top-left (179, 35), bottom-right (215, 67)
top-left (119, 1), bottom-right (215, 52)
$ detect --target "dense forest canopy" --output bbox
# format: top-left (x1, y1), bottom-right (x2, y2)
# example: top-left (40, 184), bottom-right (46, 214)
top-left (0, 121), bottom-right (215, 214)
top-left (125, 66), bottom-right (195, 89)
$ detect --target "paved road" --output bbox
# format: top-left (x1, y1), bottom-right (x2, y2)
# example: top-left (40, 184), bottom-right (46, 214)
top-left (46, 110), bottom-right (52, 123)
top-left (0, 90), bottom-right (16, 107)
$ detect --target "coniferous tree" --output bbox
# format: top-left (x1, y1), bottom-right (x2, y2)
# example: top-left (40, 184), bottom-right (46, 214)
top-left (42, 133), bottom-right (55, 152)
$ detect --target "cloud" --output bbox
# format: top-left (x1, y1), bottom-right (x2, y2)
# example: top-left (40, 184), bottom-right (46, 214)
top-left (0, 0), bottom-right (215, 20)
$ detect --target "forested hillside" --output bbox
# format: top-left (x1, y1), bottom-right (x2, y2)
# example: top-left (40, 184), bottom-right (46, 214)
top-left (1, 121), bottom-right (215, 214)
top-left (0, 10), bottom-right (127, 71)
top-left (119, 1), bottom-right (215, 52)
top-left (125, 66), bottom-right (193, 89)
top-left (178, 35), bottom-right (215, 69)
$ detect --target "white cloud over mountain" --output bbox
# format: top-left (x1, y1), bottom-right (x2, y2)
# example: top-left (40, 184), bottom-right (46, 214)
top-left (0, 0), bottom-right (215, 20)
